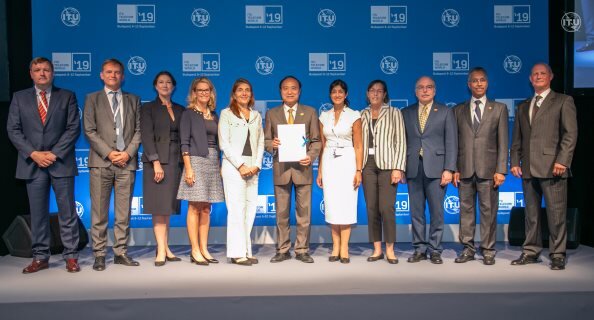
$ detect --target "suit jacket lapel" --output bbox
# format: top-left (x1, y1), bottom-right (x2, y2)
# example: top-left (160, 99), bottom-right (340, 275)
top-left (533, 91), bottom-right (554, 124)
top-left (463, 101), bottom-right (473, 131)
top-left (277, 105), bottom-right (288, 125)
top-left (44, 87), bottom-right (60, 125)
top-left (477, 100), bottom-right (494, 133)
top-left (27, 88), bottom-right (44, 126)
top-left (293, 104), bottom-right (303, 124)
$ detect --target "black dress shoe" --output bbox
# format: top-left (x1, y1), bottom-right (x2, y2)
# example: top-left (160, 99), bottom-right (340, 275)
top-left (248, 257), bottom-right (259, 264)
top-left (295, 253), bottom-right (314, 263)
top-left (205, 257), bottom-right (219, 264)
top-left (407, 252), bottom-right (427, 263)
top-left (166, 255), bottom-right (182, 262)
top-left (231, 258), bottom-right (252, 266)
top-left (430, 252), bottom-right (443, 264)
top-left (93, 256), bottom-right (106, 271)
top-left (367, 253), bottom-right (384, 262)
top-left (190, 253), bottom-right (209, 266)
top-left (483, 255), bottom-right (496, 266)
top-left (340, 257), bottom-right (350, 264)
top-left (270, 252), bottom-right (291, 263)
top-left (577, 42), bottom-right (594, 52)
top-left (511, 253), bottom-right (539, 265)
top-left (114, 254), bottom-right (140, 266)
top-left (550, 257), bottom-right (566, 270)
top-left (328, 255), bottom-right (340, 262)
top-left (387, 257), bottom-right (399, 264)
top-left (154, 260), bottom-right (166, 267)
top-left (454, 250), bottom-right (475, 263)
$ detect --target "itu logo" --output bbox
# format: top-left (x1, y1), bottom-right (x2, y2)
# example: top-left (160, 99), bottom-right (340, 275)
top-left (61, 7), bottom-right (81, 27)
top-left (127, 56), bottom-right (147, 75)
top-left (443, 195), bottom-right (460, 215)
top-left (319, 199), bottom-right (325, 215)
top-left (75, 201), bottom-right (84, 218)
top-left (319, 103), bottom-right (333, 115)
top-left (262, 151), bottom-right (273, 170)
top-left (503, 55), bottom-right (522, 74)
top-left (561, 12), bottom-right (582, 32)
top-left (380, 56), bottom-right (399, 74)
top-left (441, 9), bottom-right (460, 27)
top-left (255, 56), bottom-right (274, 75)
top-left (191, 8), bottom-right (210, 27)
top-left (318, 9), bottom-right (336, 28)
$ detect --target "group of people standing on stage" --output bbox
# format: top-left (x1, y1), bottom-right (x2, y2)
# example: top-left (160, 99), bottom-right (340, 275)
top-left (7, 57), bottom-right (577, 274)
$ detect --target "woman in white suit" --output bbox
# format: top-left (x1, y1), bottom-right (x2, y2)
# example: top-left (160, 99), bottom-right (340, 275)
top-left (219, 78), bottom-right (265, 266)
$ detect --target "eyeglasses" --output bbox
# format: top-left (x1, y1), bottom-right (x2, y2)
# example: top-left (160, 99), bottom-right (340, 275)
top-left (194, 88), bottom-right (211, 94)
top-left (415, 85), bottom-right (435, 91)
top-left (368, 89), bottom-right (385, 95)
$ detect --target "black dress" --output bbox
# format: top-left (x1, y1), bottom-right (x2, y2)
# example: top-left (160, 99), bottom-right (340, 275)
top-left (142, 103), bottom-right (183, 215)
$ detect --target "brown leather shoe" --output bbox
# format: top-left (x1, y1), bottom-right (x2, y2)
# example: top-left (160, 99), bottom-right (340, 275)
top-left (22, 260), bottom-right (49, 274)
top-left (66, 258), bottom-right (80, 273)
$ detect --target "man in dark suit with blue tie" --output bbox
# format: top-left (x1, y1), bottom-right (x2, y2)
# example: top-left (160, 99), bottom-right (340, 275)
top-left (7, 57), bottom-right (81, 273)
top-left (510, 63), bottom-right (578, 270)
top-left (402, 76), bottom-right (457, 264)
top-left (453, 67), bottom-right (508, 266)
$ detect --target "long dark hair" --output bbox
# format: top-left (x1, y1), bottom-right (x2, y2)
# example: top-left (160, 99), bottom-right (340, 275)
top-left (329, 79), bottom-right (349, 107)
top-left (229, 78), bottom-right (255, 118)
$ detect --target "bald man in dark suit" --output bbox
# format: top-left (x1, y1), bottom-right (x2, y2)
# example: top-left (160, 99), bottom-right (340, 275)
top-left (510, 63), bottom-right (578, 270)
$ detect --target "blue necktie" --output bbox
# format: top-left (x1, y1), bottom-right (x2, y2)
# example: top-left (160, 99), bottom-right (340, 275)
top-left (473, 100), bottom-right (482, 132)
top-left (110, 91), bottom-right (125, 151)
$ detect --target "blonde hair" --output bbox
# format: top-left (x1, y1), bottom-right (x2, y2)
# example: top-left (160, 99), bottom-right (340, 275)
top-left (187, 77), bottom-right (216, 114)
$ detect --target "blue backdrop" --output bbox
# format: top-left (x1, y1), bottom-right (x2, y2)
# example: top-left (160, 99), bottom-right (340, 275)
top-left (32, 0), bottom-right (548, 229)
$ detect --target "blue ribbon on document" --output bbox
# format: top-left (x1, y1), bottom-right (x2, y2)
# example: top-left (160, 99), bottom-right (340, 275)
top-left (302, 136), bottom-right (310, 147)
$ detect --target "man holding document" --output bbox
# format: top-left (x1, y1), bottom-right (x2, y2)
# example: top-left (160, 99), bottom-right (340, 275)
top-left (264, 76), bottom-right (321, 263)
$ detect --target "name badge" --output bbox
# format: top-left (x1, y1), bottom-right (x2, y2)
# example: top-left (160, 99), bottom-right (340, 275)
top-left (368, 148), bottom-right (375, 155)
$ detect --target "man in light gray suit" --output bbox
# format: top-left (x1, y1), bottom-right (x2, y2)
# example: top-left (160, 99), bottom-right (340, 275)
top-left (452, 67), bottom-right (508, 265)
top-left (510, 63), bottom-right (578, 270)
top-left (264, 76), bottom-right (321, 263)
top-left (83, 58), bottom-right (141, 271)
top-left (402, 76), bottom-right (457, 264)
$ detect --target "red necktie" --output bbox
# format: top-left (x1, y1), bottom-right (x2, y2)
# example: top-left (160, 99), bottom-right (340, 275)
top-left (38, 91), bottom-right (48, 124)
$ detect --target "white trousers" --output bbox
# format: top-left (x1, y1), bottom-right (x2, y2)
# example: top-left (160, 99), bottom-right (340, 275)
top-left (222, 156), bottom-right (259, 258)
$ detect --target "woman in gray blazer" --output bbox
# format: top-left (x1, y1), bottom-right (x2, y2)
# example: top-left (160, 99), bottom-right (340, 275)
top-left (361, 80), bottom-right (406, 264)
top-left (141, 71), bottom-right (184, 266)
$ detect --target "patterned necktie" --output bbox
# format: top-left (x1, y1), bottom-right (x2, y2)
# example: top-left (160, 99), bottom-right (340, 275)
top-left (531, 95), bottom-right (542, 124)
top-left (38, 90), bottom-right (48, 125)
top-left (419, 104), bottom-right (430, 156)
top-left (419, 104), bottom-right (429, 133)
top-left (288, 108), bottom-right (294, 124)
top-left (473, 100), bottom-right (482, 132)
top-left (110, 91), bottom-right (125, 151)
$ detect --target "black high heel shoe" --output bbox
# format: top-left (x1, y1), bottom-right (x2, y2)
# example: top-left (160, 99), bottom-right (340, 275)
top-left (156, 248), bottom-right (182, 262)
top-left (190, 253), bottom-right (209, 266)
top-left (204, 257), bottom-right (219, 264)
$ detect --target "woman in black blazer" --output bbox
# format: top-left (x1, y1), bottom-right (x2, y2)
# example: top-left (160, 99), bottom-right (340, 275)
top-left (141, 71), bottom-right (184, 266)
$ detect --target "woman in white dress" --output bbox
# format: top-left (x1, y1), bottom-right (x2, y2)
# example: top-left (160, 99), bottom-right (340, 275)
top-left (316, 79), bottom-right (363, 263)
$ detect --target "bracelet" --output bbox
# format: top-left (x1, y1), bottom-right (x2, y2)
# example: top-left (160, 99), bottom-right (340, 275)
top-left (356, 169), bottom-right (362, 172)
top-left (182, 152), bottom-right (190, 156)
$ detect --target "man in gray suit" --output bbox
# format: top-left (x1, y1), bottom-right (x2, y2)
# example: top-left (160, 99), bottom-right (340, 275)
top-left (264, 76), bottom-right (321, 263)
top-left (7, 57), bottom-right (81, 273)
top-left (83, 58), bottom-right (141, 271)
top-left (453, 67), bottom-right (508, 265)
top-left (402, 76), bottom-right (457, 264)
top-left (510, 63), bottom-right (578, 270)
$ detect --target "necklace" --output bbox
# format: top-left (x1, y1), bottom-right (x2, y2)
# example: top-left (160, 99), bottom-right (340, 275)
top-left (193, 106), bottom-right (212, 120)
